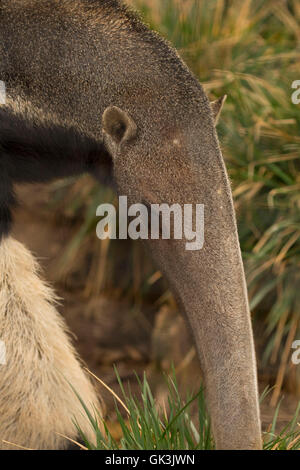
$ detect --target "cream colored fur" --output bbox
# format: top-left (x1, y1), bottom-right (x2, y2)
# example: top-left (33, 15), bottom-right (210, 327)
top-left (0, 237), bottom-right (101, 449)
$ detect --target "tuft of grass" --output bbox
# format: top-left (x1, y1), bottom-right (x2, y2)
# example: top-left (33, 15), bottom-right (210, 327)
top-left (72, 369), bottom-right (300, 450)
top-left (76, 368), bottom-right (214, 450)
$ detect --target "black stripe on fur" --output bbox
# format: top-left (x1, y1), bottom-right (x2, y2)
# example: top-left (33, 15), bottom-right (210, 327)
top-left (0, 107), bottom-right (112, 240)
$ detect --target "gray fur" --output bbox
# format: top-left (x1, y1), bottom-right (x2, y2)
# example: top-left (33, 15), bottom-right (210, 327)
top-left (0, 0), bottom-right (261, 449)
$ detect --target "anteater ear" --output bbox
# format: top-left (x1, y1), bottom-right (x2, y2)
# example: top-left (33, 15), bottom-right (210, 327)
top-left (102, 106), bottom-right (137, 145)
top-left (210, 95), bottom-right (227, 125)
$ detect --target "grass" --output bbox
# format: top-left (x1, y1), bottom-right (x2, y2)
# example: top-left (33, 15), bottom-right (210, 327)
top-left (51, 0), bottom-right (300, 398)
top-left (71, 369), bottom-right (300, 450)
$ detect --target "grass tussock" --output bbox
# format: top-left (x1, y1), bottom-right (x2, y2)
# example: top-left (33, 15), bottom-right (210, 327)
top-left (73, 369), bottom-right (300, 450)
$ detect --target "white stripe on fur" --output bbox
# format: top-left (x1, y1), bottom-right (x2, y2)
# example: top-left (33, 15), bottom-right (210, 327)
top-left (0, 237), bottom-right (102, 449)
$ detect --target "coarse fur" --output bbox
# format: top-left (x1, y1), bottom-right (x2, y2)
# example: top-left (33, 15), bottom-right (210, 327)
top-left (0, 0), bottom-right (262, 449)
top-left (0, 237), bottom-right (100, 449)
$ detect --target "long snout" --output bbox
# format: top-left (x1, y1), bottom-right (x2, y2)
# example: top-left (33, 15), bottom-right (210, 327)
top-left (143, 140), bottom-right (262, 449)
